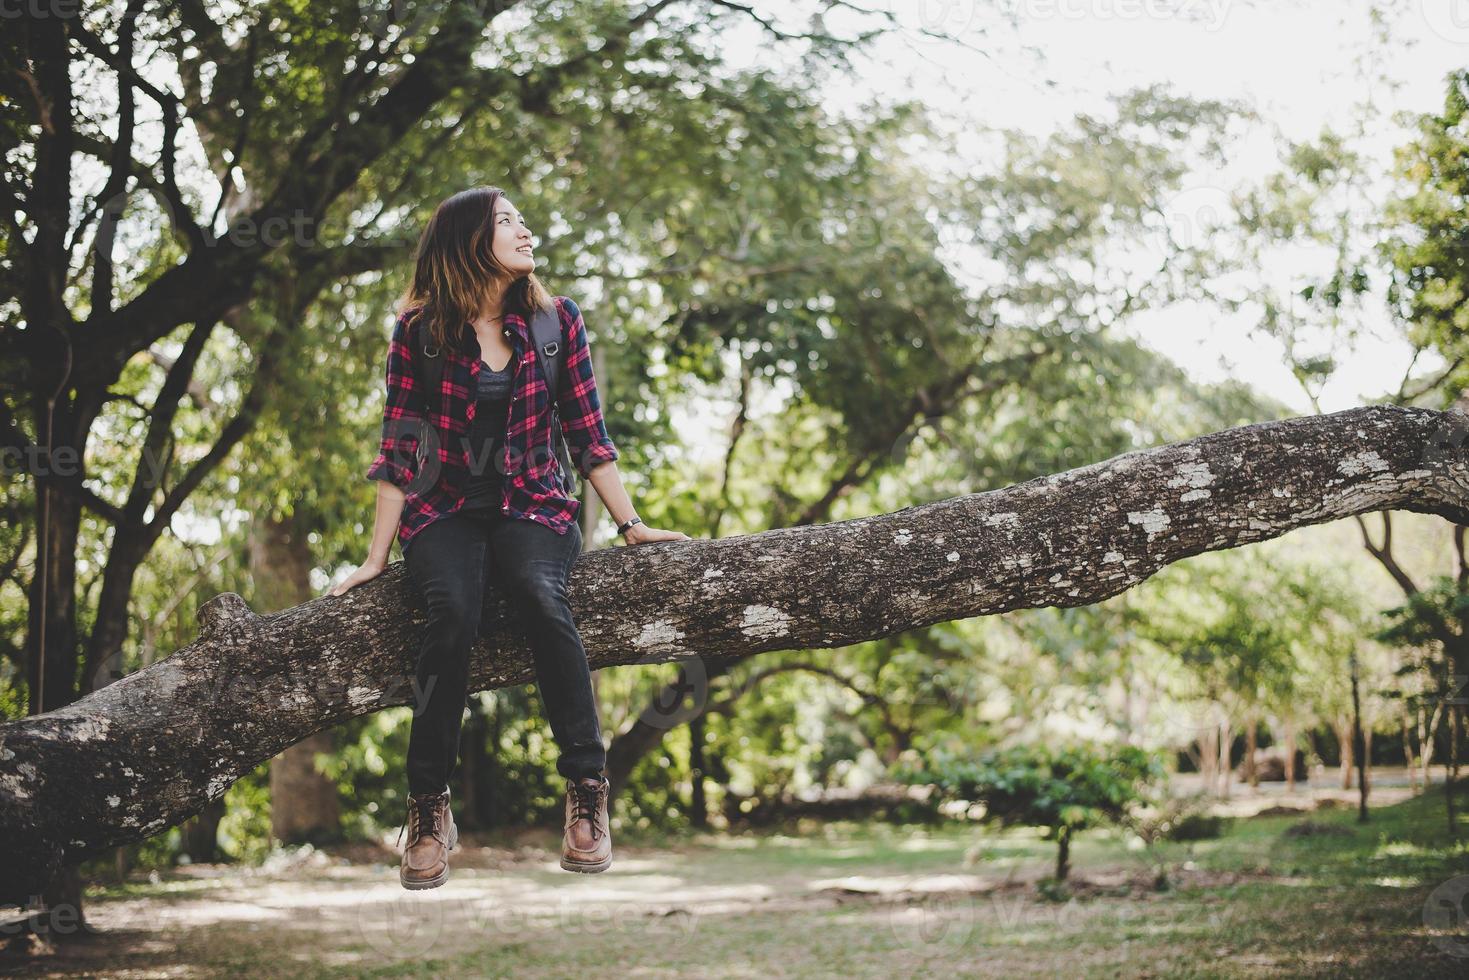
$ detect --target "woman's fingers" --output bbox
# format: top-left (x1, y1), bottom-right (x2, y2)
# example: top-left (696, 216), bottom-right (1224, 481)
top-left (327, 566), bottom-right (374, 597)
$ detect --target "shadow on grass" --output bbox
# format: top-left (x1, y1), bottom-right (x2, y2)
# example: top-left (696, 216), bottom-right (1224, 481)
top-left (3, 785), bottom-right (1468, 978)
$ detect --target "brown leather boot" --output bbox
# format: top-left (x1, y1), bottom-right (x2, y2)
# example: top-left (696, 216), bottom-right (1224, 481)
top-left (560, 775), bottom-right (611, 873)
top-left (398, 788), bottom-right (458, 890)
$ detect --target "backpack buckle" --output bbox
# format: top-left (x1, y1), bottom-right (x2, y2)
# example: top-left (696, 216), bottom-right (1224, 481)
top-left (423, 344), bottom-right (441, 359)
top-left (542, 341), bottom-right (559, 357)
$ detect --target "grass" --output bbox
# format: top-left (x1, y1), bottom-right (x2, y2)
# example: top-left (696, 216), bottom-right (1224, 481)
top-left (7, 785), bottom-right (1469, 978)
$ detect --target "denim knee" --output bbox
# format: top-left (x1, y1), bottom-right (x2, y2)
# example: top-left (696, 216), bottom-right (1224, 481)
top-left (505, 568), bottom-right (570, 620)
top-left (420, 581), bottom-right (483, 646)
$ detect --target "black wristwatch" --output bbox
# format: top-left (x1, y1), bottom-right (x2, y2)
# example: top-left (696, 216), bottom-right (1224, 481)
top-left (617, 516), bottom-right (643, 537)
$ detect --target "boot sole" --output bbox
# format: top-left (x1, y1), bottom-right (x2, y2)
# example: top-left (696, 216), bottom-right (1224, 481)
top-left (400, 867), bottom-right (450, 890)
top-left (559, 854), bottom-right (611, 874)
top-left (400, 826), bottom-right (458, 890)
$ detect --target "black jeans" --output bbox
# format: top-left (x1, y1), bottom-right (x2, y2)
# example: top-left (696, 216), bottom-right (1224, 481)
top-left (401, 506), bottom-right (605, 796)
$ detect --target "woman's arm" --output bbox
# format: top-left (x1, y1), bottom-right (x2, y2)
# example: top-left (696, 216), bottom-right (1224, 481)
top-left (328, 482), bottom-right (406, 596)
top-left (584, 459), bottom-right (637, 531)
top-left (330, 313), bottom-right (420, 596)
top-left (553, 296), bottom-right (620, 479)
top-left (556, 297), bottom-right (687, 547)
top-left (367, 481), bottom-right (407, 565)
top-left (365, 310), bottom-right (426, 490)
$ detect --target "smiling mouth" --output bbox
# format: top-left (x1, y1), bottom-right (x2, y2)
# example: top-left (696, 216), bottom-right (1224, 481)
top-left (517, 245), bottom-right (534, 255)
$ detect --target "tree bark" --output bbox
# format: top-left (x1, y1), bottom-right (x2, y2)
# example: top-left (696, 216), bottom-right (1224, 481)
top-left (1351, 652), bottom-right (1370, 822)
top-left (27, 467), bottom-right (83, 714)
top-left (1284, 718), bottom-right (1297, 792)
top-left (1403, 711), bottom-right (1419, 793)
top-left (689, 712), bottom-right (708, 828)
top-left (2, 404), bottom-right (1467, 903)
top-left (1198, 726), bottom-right (1216, 796)
top-left (1337, 719), bottom-right (1354, 791)
top-left (1423, 698), bottom-right (1440, 788)
top-left (1218, 719), bottom-right (1232, 799)
top-left (1244, 717), bottom-right (1258, 789)
top-left (1449, 705), bottom-right (1461, 837)
top-left (253, 513), bottom-right (341, 846)
top-left (179, 799), bottom-right (225, 863)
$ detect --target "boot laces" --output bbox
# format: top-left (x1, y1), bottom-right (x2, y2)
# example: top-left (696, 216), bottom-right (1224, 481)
top-left (397, 790), bottom-right (448, 848)
top-left (570, 779), bottom-right (605, 840)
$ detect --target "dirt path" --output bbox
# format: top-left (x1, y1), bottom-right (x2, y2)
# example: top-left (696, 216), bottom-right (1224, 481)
top-left (6, 784), bottom-right (1466, 978)
top-left (5, 836), bottom-right (1246, 978)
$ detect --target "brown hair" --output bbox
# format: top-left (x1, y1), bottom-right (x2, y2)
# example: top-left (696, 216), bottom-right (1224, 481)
top-left (397, 186), bottom-right (553, 351)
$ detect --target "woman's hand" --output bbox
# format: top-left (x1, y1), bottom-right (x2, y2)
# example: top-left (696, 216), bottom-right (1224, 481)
top-left (623, 523), bottom-right (689, 546)
top-left (327, 556), bottom-right (388, 597)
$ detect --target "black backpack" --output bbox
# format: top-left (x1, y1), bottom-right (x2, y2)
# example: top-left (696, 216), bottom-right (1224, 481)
top-left (410, 306), bottom-right (580, 496)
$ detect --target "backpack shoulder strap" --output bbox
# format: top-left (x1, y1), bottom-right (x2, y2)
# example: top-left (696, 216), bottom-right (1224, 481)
top-left (529, 301), bottom-right (579, 493)
top-left (528, 302), bottom-right (565, 400)
top-left (409, 310), bottom-right (447, 419)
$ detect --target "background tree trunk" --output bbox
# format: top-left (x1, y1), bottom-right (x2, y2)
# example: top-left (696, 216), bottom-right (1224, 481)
top-left (252, 514), bottom-right (342, 846)
top-left (180, 800), bottom-right (226, 863)
top-left (1218, 720), bottom-right (1232, 799)
top-left (688, 713), bottom-right (708, 829)
top-left (1351, 653), bottom-right (1370, 822)
top-left (1245, 718), bottom-right (1258, 789)
top-left (1284, 718), bottom-right (1297, 792)
top-left (1199, 727), bottom-right (1217, 796)
top-left (1336, 720), bottom-right (1355, 791)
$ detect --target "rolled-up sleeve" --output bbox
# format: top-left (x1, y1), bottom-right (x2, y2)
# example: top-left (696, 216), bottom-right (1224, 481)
top-left (554, 297), bottom-right (620, 479)
top-left (364, 311), bottom-right (424, 490)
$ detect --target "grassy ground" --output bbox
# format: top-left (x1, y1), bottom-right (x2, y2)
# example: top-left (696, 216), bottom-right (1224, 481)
top-left (6, 785), bottom-right (1469, 978)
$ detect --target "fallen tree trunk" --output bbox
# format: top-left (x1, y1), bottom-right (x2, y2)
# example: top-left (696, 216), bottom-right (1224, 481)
top-left (2, 404), bottom-right (1465, 902)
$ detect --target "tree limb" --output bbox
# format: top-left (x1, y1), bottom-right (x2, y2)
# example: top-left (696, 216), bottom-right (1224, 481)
top-left (0, 404), bottom-right (1465, 903)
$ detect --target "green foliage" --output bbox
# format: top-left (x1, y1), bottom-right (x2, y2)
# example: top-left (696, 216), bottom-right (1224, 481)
top-left (218, 764), bottom-right (273, 864)
top-left (1388, 68), bottom-right (1469, 402)
top-left (1376, 575), bottom-right (1469, 651)
top-left (12, 0), bottom-right (1435, 877)
top-left (901, 742), bottom-right (1166, 841)
top-left (317, 709), bottom-right (413, 839)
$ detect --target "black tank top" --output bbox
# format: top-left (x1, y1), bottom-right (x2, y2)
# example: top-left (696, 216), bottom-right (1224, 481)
top-left (461, 359), bottom-right (514, 511)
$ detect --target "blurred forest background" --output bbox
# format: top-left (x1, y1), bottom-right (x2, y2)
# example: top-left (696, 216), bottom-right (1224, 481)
top-left (3, 0), bottom-right (1469, 973)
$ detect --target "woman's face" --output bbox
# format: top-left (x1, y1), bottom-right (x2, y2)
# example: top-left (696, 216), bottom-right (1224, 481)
top-left (490, 198), bottom-right (536, 276)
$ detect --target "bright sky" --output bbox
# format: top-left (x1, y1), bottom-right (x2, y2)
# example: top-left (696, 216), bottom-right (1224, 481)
top-left (733, 0), bottom-right (1468, 414)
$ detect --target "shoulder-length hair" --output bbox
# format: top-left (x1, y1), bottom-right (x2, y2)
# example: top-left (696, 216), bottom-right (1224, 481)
top-left (397, 186), bottom-right (553, 351)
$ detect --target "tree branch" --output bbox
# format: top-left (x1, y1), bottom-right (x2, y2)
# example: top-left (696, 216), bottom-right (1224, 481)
top-left (0, 404), bottom-right (1465, 902)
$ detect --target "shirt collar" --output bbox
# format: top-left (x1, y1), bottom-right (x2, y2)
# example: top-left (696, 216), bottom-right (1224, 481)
top-left (502, 311), bottom-right (530, 344)
top-left (461, 313), bottom-right (528, 361)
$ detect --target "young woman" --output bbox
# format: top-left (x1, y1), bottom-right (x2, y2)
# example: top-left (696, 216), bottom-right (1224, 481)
top-left (330, 186), bottom-right (687, 889)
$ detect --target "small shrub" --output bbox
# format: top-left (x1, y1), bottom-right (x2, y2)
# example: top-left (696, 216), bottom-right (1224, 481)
top-left (1166, 813), bottom-right (1234, 842)
top-left (899, 742), bottom-right (1166, 882)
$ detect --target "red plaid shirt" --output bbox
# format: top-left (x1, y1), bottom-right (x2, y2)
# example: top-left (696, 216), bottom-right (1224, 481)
top-left (365, 295), bottom-right (620, 553)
